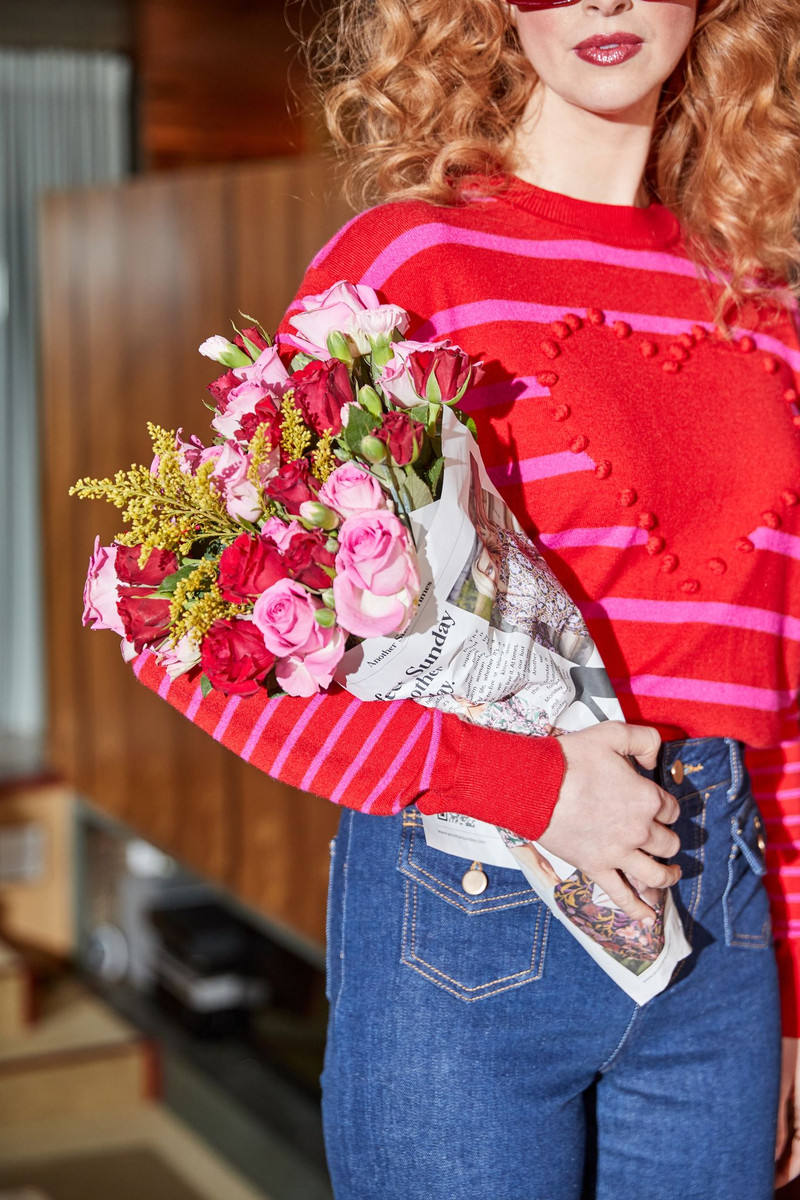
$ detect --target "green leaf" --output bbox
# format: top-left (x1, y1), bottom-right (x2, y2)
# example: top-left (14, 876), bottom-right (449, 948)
top-left (155, 559), bottom-right (204, 597)
top-left (408, 404), bottom-right (430, 424)
top-left (237, 311), bottom-right (272, 346)
top-left (428, 456), bottom-right (444, 496)
top-left (290, 352), bottom-right (314, 372)
top-left (200, 673), bottom-right (214, 698)
top-left (344, 404), bottom-right (379, 452)
top-left (399, 470), bottom-right (434, 511)
top-left (241, 334), bottom-right (264, 362)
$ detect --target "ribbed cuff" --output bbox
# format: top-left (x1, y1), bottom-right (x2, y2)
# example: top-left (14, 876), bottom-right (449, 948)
top-left (776, 938), bottom-right (800, 1036)
top-left (418, 720), bottom-right (565, 841)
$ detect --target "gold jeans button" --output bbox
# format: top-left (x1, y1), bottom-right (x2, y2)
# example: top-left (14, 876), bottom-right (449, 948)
top-left (753, 814), bottom-right (767, 855)
top-left (462, 864), bottom-right (488, 895)
top-left (670, 759), bottom-right (684, 784)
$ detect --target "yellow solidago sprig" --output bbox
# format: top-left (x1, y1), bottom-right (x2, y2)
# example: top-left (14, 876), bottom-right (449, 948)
top-left (70, 422), bottom-right (241, 562)
top-left (280, 393), bottom-right (313, 462)
top-left (311, 430), bottom-right (338, 484)
top-left (168, 558), bottom-right (249, 648)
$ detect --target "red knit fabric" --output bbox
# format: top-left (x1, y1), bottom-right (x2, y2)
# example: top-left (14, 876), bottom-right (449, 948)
top-left (131, 177), bottom-right (800, 1029)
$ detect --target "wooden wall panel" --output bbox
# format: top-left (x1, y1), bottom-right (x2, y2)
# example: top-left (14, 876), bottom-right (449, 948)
top-left (135, 0), bottom-right (320, 170)
top-left (41, 157), bottom-right (352, 941)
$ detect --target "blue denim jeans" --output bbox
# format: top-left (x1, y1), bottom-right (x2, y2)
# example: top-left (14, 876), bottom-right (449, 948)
top-left (322, 737), bottom-right (781, 1200)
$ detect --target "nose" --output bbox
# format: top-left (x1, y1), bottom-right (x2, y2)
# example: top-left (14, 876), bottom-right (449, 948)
top-left (582, 0), bottom-right (633, 14)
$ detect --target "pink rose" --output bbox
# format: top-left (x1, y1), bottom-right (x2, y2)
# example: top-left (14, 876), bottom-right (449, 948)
top-left (212, 345), bottom-right (289, 441)
top-left (379, 339), bottom-right (481, 407)
top-left (347, 304), bottom-right (410, 354)
top-left (275, 624), bottom-right (345, 697)
top-left (83, 538), bottom-right (125, 635)
top-left (333, 511), bottom-right (420, 637)
top-left (318, 463), bottom-right (388, 519)
top-left (261, 516), bottom-right (303, 552)
top-left (156, 633), bottom-right (202, 679)
top-left (211, 442), bottom-right (276, 523)
top-left (285, 281), bottom-right (382, 358)
top-left (200, 617), bottom-right (276, 696)
top-left (252, 577), bottom-right (319, 657)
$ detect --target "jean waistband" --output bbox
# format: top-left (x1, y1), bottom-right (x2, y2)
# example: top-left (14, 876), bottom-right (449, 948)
top-left (638, 736), bottom-right (749, 806)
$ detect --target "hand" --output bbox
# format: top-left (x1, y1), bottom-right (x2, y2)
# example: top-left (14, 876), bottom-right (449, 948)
top-left (776, 1036), bottom-right (800, 1187)
top-left (538, 722), bottom-right (682, 922)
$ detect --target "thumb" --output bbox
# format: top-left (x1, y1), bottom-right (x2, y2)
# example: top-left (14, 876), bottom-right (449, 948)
top-left (590, 869), bottom-right (656, 923)
top-left (604, 722), bottom-right (661, 770)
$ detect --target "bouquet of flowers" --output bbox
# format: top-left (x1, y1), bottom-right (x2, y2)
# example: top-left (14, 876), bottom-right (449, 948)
top-left (72, 282), bottom-right (482, 698)
top-left (73, 280), bottom-right (690, 1003)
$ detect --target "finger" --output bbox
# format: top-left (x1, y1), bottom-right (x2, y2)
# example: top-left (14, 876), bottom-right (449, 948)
top-left (622, 850), bottom-right (682, 891)
top-left (776, 1107), bottom-right (789, 1163)
top-left (775, 1132), bottom-right (800, 1188)
top-left (655, 789), bottom-right (681, 825)
top-left (591, 869), bottom-right (655, 922)
top-left (641, 822), bottom-right (681, 859)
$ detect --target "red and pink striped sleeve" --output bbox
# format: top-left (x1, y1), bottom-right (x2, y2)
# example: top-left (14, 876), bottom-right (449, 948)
top-left (131, 648), bottom-right (566, 835)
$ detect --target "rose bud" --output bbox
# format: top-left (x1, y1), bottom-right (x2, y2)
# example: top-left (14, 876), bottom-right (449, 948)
top-left (299, 500), bottom-right (340, 531)
top-left (375, 411), bottom-right (423, 466)
top-left (359, 435), bottom-right (387, 463)
top-left (198, 335), bottom-right (251, 369)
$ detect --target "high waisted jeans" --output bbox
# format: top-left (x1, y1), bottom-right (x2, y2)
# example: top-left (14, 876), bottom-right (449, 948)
top-left (322, 737), bottom-right (781, 1200)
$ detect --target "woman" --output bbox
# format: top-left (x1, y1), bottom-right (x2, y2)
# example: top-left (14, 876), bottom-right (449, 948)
top-left (274, 0), bottom-right (800, 1195)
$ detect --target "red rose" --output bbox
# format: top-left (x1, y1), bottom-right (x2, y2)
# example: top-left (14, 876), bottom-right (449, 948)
top-left (265, 459), bottom-right (319, 515)
top-left (282, 528), bottom-right (336, 590)
top-left (118, 595), bottom-right (173, 652)
top-left (234, 325), bottom-right (270, 355)
top-left (407, 346), bottom-right (479, 403)
top-left (218, 533), bottom-right (289, 603)
top-left (115, 545), bottom-right (178, 587)
top-left (200, 617), bottom-right (275, 696)
top-left (293, 359), bottom-right (352, 435)
top-left (376, 411), bottom-right (423, 466)
top-left (236, 395), bottom-right (283, 448)
top-left (207, 369), bottom-right (240, 410)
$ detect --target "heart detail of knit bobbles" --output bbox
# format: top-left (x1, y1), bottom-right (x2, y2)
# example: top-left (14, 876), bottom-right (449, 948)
top-left (475, 307), bottom-right (800, 598)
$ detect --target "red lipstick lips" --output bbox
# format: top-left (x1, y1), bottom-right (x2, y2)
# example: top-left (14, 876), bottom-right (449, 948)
top-left (574, 32), bottom-right (643, 67)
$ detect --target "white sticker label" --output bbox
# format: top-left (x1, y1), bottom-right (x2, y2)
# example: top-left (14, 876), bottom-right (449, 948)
top-left (421, 812), bottom-right (521, 869)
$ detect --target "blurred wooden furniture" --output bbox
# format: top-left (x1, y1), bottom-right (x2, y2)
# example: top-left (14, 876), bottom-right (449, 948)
top-left (39, 156), bottom-right (352, 947)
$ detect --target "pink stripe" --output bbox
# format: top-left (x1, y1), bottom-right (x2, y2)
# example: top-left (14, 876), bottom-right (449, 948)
top-left (540, 526), bottom-right (648, 551)
top-left (749, 761), bottom-right (800, 776)
top-left (241, 696), bottom-right (284, 762)
top-left (158, 673), bottom-right (173, 700)
top-left (417, 302), bottom-right (708, 343)
top-left (269, 694), bottom-right (326, 778)
top-left (299, 697), bottom-right (362, 792)
top-left (357, 225), bottom-right (701, 291)
top-left (330, 705), bottom-right (399, 805)
top-left (212, 695), bottom-right (241, 742)
top-left (419, 708), bottom-right (443, 791)
top-left (488, 450), bottom-right (595, 487)
top-left (614, 673), bottom-right (796, 711)
top-left (360, 711), bottom-right (430, 814)
top-left (132, 650), bottom-right (150, 679)
top-left (460, 376), bottom-right (549, 413)
top-left (580, 597), bottom-right (800, 641)
top-left (759, 789), bottom-right (800, 803)
top-left (749, 527), bottom-right (800, 561)
top-left (185, 683), bottom-right (205, 722)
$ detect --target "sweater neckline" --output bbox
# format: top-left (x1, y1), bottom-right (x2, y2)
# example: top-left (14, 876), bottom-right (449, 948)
top-left (494, 175), bottom-right (682, 251)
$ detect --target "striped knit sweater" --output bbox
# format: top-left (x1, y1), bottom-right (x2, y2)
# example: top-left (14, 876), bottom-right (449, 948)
top-left (133, 177), bottom-right (800, 1032)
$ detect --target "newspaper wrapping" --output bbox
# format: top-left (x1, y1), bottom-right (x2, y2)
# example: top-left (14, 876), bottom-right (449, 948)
top-left (335, 406), bottom-right (691, 1004)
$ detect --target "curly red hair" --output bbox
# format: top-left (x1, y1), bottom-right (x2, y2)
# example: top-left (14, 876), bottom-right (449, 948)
top-left (301, 0), bottom-right (800, 311)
